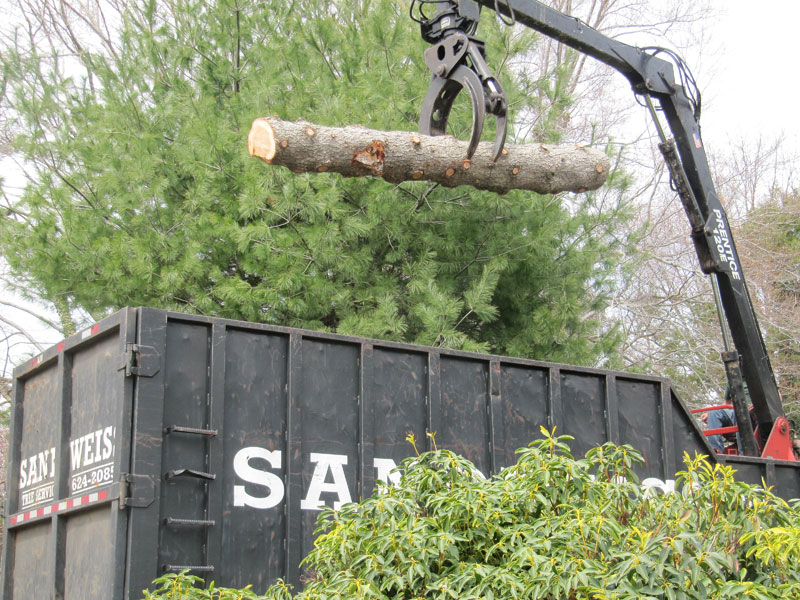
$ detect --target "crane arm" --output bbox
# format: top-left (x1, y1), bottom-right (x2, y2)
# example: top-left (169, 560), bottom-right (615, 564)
top-left (415, 0), bottom-right (786, 446)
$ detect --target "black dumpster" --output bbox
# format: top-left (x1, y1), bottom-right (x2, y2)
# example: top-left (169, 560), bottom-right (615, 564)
top-left (3, 307), bottom-right (799, 599)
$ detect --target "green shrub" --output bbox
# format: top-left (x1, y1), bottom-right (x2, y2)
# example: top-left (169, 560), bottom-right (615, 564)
top-left (144, 430), bottom-right (800, 600)
top-left (142, 571), bottom-right (276, 599)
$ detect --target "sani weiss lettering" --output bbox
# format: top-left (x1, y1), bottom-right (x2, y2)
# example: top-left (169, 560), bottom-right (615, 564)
top-left (70, 426), bottom-right (116, 493)
top-left (69, 426), bottom-right (115, 471)
top-left (18, 447), bottom-right (56, 509)
top-left (19, 447), bottom-right (56, 490)
top-left (232, 448), bottom-right (401, 511)
top-left (17, 440), bottom-right (677, 513)
top-left (231, 447), bottom-right (676, 511)
top-left (18, 425), bottom-right (119, 509)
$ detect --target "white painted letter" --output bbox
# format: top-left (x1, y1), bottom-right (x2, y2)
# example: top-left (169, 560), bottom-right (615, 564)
top-left (102, 427), bottom-right (114, 461)
top-left (642, 477), bottom-right (675, 497)
top-left (28, 455), bottom-right (38, 485)
top-left (94, 430), bottom-right (102, 462)
top-left (37, 451), bottom-right (48, 483)
top-left (233, 447), bottom-right (284, 510)
top-left (301, 453), bottom-right (352, 511)
top-left (373, 458), bottom-right (401, 487)
top-left (70, 438), bottom-right (84, 470)
top-left (83, 433), bottom-right (94, 466)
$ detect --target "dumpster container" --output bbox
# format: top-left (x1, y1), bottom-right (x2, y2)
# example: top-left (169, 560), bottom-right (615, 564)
top-left (3, 307), bottom-right (799, 599)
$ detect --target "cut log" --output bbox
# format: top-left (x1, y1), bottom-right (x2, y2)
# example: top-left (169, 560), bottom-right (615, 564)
top-left (248, 117), bottom-right (609, 195)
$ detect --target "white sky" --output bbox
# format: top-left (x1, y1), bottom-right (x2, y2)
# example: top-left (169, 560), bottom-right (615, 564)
top-left (3, 1), bottom-right (800, 373)
top-left (694, 1), bottom-right (800, 156)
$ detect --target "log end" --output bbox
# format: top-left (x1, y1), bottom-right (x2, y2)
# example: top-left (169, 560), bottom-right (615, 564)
top-left (248, 118), bottom-right (277, 163)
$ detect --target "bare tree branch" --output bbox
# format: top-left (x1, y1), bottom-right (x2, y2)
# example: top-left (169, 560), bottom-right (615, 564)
top-left (0, 314), bottom-right (45, 352)
top-left (0, 299), bottom-right (62, 332)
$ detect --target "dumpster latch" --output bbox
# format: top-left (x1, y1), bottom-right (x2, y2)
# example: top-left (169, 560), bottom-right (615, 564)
top-left (120, 473), bottom-right (155, 508)
top-left (121, 343), bottom-right (161, 378)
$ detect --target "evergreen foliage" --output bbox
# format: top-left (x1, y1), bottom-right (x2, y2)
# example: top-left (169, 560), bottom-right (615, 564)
top-left (142, 431), bottom-right (800, 600)
top-left (1, 0), bottom-right (633, 364)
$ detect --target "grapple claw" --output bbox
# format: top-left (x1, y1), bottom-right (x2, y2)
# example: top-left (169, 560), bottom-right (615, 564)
top-left (419, 66), bottom-right (485, 159)
top-left (485, 78), bottom-right (508, 162)
top-left (419, 34), bottom-right (508, 161)
top-left (492, 114), bottom-right (507, 162)
top-left (419, 76), bottom-right (457, 137)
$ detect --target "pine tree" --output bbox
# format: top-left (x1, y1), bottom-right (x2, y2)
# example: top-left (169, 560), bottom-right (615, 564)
top-left (1, 0), bottom-right (634, 365)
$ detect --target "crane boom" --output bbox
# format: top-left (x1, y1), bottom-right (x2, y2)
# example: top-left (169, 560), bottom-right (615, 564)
top-left (415, 0), bottom-right (787, 450)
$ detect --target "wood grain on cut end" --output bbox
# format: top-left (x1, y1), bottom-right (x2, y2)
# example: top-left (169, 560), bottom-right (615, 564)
top-left (248, 118), bottom-right (277, 163)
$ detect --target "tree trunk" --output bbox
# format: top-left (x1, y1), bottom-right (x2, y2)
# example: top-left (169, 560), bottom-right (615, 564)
top-left (248, 117), bottom-right (609, 195)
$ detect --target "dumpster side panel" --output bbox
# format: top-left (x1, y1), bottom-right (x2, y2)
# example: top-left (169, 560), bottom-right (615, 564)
top-left (724, 459), bottom-right (765, 487)
top-left (4, 310), bottom-right (134, 600)
top-left (15, 365), bottom-right (60, 514)
top-left (10, 522), bottom-right (51, 598)
top-left (219, 327), bottom-right (288, 590)
top-left (367, 348), bottom-right (428, 483)
top-left (69, 334), bottom-right (124, 497)
top-left (560, 371), bottom-right (607, 458)
top-left (439, 357), bottom-right (491, 475)
top-left (497, 364), bottom-right (549, 467)
top-left (670, 391), bottom-right (714, 472)
top-left (616, 378), bottom-right (664, 479)
top-left (158, 320), bottom-right (213, 573)
top-left (773, 464), bottom-right (800, 499)
top-left (64, 507), bottom-right (115, 600)
top-left (296, 339), bottom-right (360, 563)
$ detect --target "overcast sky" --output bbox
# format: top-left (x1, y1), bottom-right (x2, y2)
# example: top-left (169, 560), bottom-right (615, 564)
top-left (692, 1), bottom-right (800, 156)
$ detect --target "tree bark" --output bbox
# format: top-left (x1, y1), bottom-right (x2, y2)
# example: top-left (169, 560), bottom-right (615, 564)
top-left (248, 117), bottom-right (609, 195)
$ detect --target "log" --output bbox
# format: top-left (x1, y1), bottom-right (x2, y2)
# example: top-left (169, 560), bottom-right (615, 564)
top-left (248, 117), bottom-right (609, 195)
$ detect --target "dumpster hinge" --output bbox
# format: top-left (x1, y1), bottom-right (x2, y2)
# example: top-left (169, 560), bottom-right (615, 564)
top-left (120, 473), bottom-right (155, 508)
top-left (120, 343), bottom-right (161, 378)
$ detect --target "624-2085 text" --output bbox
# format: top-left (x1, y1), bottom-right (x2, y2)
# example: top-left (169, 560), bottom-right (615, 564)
top-left (71, 464), bottom-right (114, 493)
